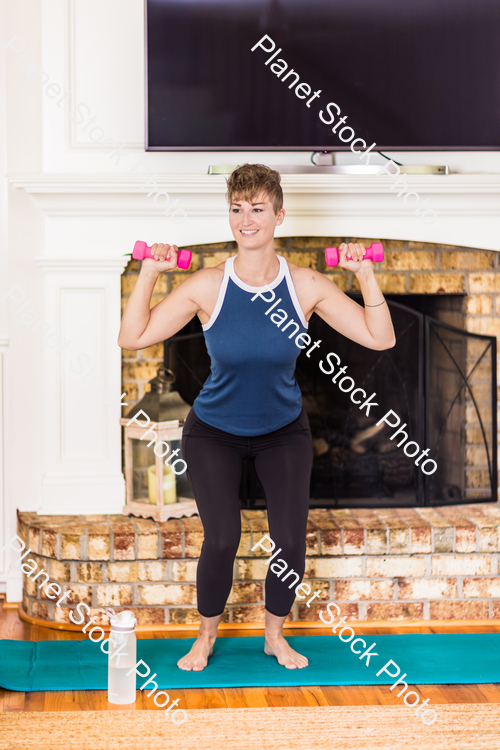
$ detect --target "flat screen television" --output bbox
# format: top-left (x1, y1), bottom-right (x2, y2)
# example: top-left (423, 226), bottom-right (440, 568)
top-left (146, 0), bottom-right (500, 151)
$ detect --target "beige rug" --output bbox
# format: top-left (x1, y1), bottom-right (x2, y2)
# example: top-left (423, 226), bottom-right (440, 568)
top-left (0, 705), bottom-right (497, 750)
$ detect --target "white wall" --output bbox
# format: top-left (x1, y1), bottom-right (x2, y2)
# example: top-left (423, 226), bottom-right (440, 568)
top-left (8, 0), bottom-right (500, 177)
top-left (1, 0), bottom-right (499, 598)
top-left (0, 0), bottom-right (6, 592)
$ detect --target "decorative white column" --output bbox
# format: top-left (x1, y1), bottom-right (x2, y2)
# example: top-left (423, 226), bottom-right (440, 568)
top-left (34, 255), bottom-right (128, 514)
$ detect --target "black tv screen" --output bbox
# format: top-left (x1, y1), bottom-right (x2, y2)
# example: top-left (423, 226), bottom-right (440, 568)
top-left (146, 0), bottom-right (500, 151)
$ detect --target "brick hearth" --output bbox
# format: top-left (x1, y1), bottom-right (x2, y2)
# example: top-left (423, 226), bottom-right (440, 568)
top-left (18, 504), bottom-right (500, 627)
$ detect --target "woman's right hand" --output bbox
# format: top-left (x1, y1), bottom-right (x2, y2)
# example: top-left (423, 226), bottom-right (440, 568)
top-left (141, 243), bottom-right (180, 273)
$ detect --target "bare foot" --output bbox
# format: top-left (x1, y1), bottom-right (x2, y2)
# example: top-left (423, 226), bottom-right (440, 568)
top-left (177, 636), bottom-right (215, 671)
top-left (264, 635), bottom-right (309, 669)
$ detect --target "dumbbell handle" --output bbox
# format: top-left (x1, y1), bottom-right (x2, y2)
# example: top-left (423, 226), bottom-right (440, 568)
top-left (133, 241), bottom-right (192, 270)
top-left (325, 242), bottom-right (384, 267)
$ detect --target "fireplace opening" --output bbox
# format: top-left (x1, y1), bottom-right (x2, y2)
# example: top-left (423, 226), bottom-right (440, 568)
top-left (385, 293), bottom-right (465, 329)
top-left (165, 295), bottom-right (496, 509)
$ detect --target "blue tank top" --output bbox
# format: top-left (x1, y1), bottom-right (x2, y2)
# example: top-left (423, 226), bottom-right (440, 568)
top-left (193, 255), bottom-right (308, 436)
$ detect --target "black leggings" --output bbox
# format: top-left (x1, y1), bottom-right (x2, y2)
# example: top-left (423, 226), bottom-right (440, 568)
top-left (181, 407), bottom-right (314, 618)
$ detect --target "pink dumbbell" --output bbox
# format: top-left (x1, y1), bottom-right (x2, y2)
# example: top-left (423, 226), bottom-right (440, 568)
top-left (325, 242), bottom-right (384, 267)
top-left (133, 241), bottom-right (192, 269)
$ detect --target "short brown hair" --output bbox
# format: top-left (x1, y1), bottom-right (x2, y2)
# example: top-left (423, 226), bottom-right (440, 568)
top-left (225, 163), bottom-right (283, 215)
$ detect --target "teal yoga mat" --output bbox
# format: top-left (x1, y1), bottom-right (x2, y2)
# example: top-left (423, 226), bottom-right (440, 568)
top-left (1, 634), bottom-right (499, 692)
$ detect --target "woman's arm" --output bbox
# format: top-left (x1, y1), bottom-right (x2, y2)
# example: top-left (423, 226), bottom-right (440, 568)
top-left (118, 242), bottom-right (204, 351)
top-left (311, 243), bottom-right (396, 351)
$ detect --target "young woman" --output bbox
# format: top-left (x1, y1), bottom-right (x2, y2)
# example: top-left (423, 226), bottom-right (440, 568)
top-left (118, 164), bottom-right (395, 672)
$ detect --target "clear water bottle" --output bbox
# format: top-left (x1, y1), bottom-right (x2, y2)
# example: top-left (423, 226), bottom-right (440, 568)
top-left (106, 609), bottom-right (137, 704)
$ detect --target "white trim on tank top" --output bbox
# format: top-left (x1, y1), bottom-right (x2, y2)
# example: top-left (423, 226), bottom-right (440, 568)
top-left (201, 255), bottom-right (233, 331)
top-left (202, 254), bottom-right (307, 331)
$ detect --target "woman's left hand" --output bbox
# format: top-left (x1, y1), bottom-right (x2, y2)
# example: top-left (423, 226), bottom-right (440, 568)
top-left (337, 243), bottom-right (373, 274)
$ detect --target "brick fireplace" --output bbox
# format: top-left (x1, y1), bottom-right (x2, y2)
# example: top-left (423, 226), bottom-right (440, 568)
top-left (16, 237), bottom-right (500, 628)
top-left (122, 238), bottom-right (499, 507)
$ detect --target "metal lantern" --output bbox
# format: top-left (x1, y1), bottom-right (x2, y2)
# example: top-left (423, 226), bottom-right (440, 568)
top-left (126, 365), bottom-right (191, 423)
top-left (120, 366), bottom-right (197, 522)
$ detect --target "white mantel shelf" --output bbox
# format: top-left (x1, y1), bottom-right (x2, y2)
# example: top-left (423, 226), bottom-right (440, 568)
top-left (8, 172), bottom-right (500, 193)
top-left (8, 172), bottom-right (500, 252)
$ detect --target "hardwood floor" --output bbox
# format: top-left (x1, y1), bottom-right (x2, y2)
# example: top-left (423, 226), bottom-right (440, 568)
top-left (1, 603), bottom-right (499, 712)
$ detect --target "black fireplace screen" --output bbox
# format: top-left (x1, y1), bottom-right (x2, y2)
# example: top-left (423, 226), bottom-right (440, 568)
top-left (165, 300), bottom-right (497, 508)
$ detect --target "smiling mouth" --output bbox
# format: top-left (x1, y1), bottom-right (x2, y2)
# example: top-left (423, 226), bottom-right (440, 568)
top-left (240, 229), bottom-right (259, 235)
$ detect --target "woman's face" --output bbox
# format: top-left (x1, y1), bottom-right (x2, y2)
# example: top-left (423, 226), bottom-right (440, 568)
top-left (229, 191), bottom-right (285, 249)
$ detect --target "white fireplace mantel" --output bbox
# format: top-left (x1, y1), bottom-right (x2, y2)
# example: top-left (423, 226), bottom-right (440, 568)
top-left (9, 172), bottom-right (500, 252)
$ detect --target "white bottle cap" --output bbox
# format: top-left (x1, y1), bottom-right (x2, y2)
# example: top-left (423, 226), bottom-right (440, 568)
top-left (106, 609), bottom-right (137, 632)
